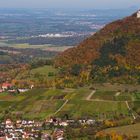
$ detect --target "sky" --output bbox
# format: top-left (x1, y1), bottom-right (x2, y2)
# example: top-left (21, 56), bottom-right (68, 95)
top-left (0, 0), bottom-right (139, 9)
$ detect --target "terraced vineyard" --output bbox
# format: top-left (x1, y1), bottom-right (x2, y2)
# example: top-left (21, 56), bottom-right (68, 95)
top-left (0, 87), bottom-right (140, 120)
top-left (91, 90), bottom-right (133, 101)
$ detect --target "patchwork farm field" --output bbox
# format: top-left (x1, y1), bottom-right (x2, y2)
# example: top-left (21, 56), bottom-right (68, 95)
top-left (0, 41), bottom-right (72, 52)
top-left (91, 90), bottom-right (133, 101)
top-left (57, 100), bottom-right (129, 119)
top-left (0, 87), bottom-right (140, 120)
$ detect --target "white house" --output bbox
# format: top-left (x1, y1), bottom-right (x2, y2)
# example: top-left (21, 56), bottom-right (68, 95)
top-left (5, 119), bottom-right (12, 125)
top-left (59, 121), bottom-right (68, 127)
top-left (5, 119), bottom-right (14, 129)
top-left (18, 89), bottom-right (29, 93)
top-left (137, 10), bottom-right (140, 18)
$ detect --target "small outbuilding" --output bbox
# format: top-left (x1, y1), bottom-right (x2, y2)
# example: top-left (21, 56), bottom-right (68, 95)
top-left (137, 10), bottom-right (140, 18)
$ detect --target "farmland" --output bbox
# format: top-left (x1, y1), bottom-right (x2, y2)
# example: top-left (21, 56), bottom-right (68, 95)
top-left (0, 86), bottom-right (140, 120)
top-left (91, 90), bottom-right (132, 101)
top-left (0, 41), bottom-right (73, 52)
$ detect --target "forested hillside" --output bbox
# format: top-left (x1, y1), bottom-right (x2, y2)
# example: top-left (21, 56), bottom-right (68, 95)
top-left (55, 11), bottom-right (140, 84)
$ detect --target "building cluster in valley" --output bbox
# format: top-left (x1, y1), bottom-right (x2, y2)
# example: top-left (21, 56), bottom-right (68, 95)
top-left (0, 117), bottom-right (98, 140)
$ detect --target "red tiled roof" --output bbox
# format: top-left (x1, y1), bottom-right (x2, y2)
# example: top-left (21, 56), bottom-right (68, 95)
top-left (2, 83), bottom-right (12, 87)
top-left (0, 137), bottom-right (6, 140)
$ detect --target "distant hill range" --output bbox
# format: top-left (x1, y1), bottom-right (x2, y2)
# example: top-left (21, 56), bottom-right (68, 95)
top-left (55, 10), bottom-right (140, 68)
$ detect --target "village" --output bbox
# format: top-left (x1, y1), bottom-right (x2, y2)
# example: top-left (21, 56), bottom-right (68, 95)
top-left (0, 117), bottom-right (101, 140)
top-left (0, 114), bottom-right (139, 140)
top-left (0, 117), bottom-right (65, 140)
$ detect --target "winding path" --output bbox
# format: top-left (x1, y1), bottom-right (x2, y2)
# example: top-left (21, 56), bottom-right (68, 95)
top-left (86, 90), bottom-right (96, 100)
top-left (53, 99), bottom-right (69, 115)
top-left (125, 101), bottom-right (136, 120)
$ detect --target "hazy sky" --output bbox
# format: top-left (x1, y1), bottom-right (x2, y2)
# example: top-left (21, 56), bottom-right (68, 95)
top-left (0, 0), bottom-right (139, 9)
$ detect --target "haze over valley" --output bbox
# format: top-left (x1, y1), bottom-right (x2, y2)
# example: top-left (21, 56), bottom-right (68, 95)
top-left (0, 8), bottom-right (137, 47)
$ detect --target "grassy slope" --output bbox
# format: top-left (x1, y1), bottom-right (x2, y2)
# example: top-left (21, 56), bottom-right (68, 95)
top-left (104, 123), bottom-right (140, 139)
top-left (15, 65), bottom-right (58, 81)
top-left (31, 66), bottom-right (57, 76)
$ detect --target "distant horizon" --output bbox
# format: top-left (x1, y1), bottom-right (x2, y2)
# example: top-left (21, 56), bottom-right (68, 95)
top-left (0, 0), bottom-right (139, 9)
top-left (0, 6), bottom-right (138, 11)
